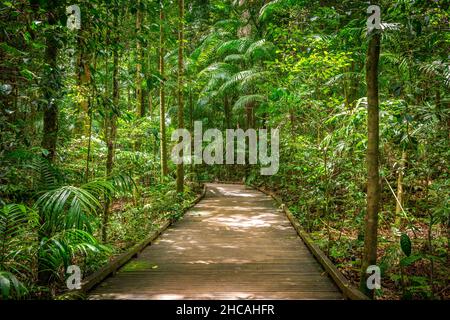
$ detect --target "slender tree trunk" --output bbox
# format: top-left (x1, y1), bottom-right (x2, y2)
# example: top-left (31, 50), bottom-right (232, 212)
top-left (38, 1), bottom-right (61, 286)
top-left (84, 52), bottom-right (96, 183)
top-left (359, 31), bottom-right (381, 298)
top-left (102, 7), bottom-right (120, 243)
top-left (75, 28), bottom-right (91, 136)
top-left (85, 105), bottom-right (92, 182)
top-left (176, 0), bottom-right (185, 193)
top-left (149, 89), bottom-right (153, 118)
top-left (189, 85), bottom-right (194, 178)
top-left (159, 1), bottom-right (168, 178)
top-left (395, 150), bottom-right (407, 227)
top-left (41, 8), bottom-right (59, 162)
top-left (136, 0), bottom-right (144, 117)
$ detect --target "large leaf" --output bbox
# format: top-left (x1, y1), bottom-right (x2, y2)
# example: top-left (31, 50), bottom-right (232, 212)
top-left (400, 254), bottom-right (423, 267)
top-left (400, 233), bottom-right (412, 257)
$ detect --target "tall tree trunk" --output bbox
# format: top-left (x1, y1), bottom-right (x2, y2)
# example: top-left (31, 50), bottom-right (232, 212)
top-left (159, 1), bottom-right (168, 178)
top-left (38, 1), bottom-right (61, 286)
top-left (75, 31), bottom-right (91, 136)
top-left (85, 104), bottom-right (92, 182)
top-left (360, 31), bottom-right (381, 298)
top-left (149, 89), bottom-right (153, 118)
top-left (136, 0), bottom-right (144, 117)
top-left (41, 7), bottom-right (59, 162)
top-left (189, 86), bottom-right (194, 178)
top-left (176, 0), bottom-right (185, 193)
top-left (102, 6), bottom-right (120, 243)
top-left (84, 54), bottom-right (96, 183)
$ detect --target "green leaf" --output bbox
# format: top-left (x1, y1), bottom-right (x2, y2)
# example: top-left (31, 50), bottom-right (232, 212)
top-left (20, 69), bottom-right (36, 81)
top-left (400, 254), bottom-right (422, 267)
top-left (400, 233), bottom-right (412, 257)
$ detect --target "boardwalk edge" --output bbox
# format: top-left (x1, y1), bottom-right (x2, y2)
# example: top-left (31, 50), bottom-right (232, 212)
top-left (253, 185), bottom-right (369, 301)
top-left (57, 184), bottom-right (207, 300)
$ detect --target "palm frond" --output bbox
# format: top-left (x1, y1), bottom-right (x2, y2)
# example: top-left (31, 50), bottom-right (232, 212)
top-left (214, 19), bottom-right (241, 34)
top-left (0, 271), bottom-right (28, 300)
top-left (198, 62), bottom-right (237, 78)
top-left (0, 204), bottom-right (37, 271)
top-left (5, 150), bottom-right (61, 191)
top-left (224, 54), bottom-right (245, 64)
top-left (35, 186), bottom-right (100, 234)
top-left (218, 69), bottom-right (269, 94)
top-left (38, 229), bottom-right (110, 281)
top-left (233, 94), bottom-right (266, 110)
top-left (258, 0), bottom-right (291, 22)
top-left (239, 70), bottom-right (272, 92)
top-left (107, 174), bottom-right (136, 196)
top-left (216, 38), bottom-right (252, 57)
top-left (244, 39), bottom-right (275, 62)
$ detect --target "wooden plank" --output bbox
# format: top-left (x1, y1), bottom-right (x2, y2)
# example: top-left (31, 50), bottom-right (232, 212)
top-left (88, 183), bottom-right (343, 300)
top-left (56, 184), bottom-right (207, 299)
top-left (254, 186), bottom-right (369, 300)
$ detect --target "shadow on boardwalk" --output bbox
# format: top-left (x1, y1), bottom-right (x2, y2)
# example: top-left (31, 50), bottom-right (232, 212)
top-left (89, 184), bottom-right (342, 300)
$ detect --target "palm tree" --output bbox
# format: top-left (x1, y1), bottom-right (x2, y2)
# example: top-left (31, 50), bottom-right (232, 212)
top-left (195, 20), bottom-right (275, 129)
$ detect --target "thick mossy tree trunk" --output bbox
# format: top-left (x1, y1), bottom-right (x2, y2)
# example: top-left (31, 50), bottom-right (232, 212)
top-left (359, 30), bottom-right (381, 298)
top-left (176, 0), bottom-right (185, 193)
top-left (159, 0), bottom-right (168, 179)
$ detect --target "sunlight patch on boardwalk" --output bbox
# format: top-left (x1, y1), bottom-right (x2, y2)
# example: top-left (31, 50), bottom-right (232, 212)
top-left (89, 184), bottom-right (343, 300)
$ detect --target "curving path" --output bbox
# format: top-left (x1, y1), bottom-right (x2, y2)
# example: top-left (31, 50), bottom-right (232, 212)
top-left (89, 184), bottom-right (343, 300)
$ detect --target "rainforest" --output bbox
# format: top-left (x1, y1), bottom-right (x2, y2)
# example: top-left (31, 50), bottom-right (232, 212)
top-left (0, 0), bottom-right (448, 302)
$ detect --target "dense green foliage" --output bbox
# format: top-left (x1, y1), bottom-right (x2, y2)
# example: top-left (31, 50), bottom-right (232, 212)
top-left (0, 0), bottom-right (449, 299)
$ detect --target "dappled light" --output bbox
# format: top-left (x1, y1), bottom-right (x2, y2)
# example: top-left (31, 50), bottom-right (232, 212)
top-left (1, 0), bottom-right (447, 302)
top-left (89, 184), bottom-right (342, 300)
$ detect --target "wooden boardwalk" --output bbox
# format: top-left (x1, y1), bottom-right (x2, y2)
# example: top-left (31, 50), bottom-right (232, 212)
top-left (89, 184), bottom-right (343, 300)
